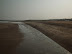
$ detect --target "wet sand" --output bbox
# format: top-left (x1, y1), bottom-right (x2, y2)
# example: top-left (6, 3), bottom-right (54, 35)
top-left (0, 23), bottom-right (23, 54)
top-left (0, 23), bottom-right (71, 54)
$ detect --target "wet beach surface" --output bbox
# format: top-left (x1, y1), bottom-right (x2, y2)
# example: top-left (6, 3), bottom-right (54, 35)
top-left (0, 23), bottom-right (23, 54)
top-left (0, 22), bottom-right (71, 54)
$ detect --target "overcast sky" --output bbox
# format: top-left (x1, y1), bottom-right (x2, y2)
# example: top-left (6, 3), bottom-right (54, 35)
top-left (0, 0), bottom-right (72, 20)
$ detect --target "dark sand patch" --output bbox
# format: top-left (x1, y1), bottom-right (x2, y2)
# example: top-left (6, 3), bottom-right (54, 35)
top-left (0, 23), bottom-right (23, 54)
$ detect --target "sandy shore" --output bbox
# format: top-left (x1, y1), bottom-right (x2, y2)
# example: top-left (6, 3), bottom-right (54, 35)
top-left (25, 21), bottom-right (72, 53)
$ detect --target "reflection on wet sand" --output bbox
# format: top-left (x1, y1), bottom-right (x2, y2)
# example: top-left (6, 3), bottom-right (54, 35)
top-left (16, 24), bottom-right (71, 54)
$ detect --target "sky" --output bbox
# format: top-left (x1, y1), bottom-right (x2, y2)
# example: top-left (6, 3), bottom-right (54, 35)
top-left (0, 0), bottom-right (72, 20)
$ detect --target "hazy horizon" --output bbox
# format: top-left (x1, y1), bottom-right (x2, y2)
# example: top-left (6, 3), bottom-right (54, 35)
top-left (0, 0), bottom-right (72, 20)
